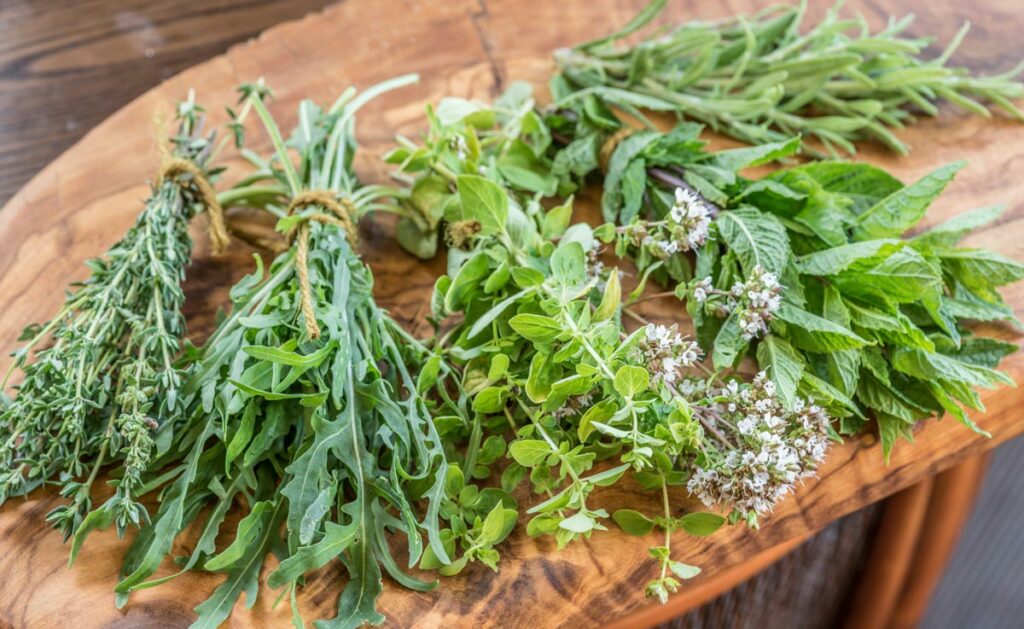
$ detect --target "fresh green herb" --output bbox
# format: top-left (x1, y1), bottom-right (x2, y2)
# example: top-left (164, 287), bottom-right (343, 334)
top-left (0, 96), bottom-right (247, 539)
top-left (391, 94), bottom-right (845, 601)
top-left (585, 119), bottom-right (1021, 460)
top-left (63, 77), bottom-right (454, 628)
top-left (554, 0), bottom-right (1024, 155)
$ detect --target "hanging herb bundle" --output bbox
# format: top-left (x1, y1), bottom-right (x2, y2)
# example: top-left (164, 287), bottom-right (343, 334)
top-left (0, 96), bottom-right (243, 539)
top-left (550, 105), bottom-right (1023, 460)
top-left (65, 76), bottom-right (456, 629)
top-left (388, 91), bottom-right (845, 604)
top-left (553, 0), bottom-right (1024, 155)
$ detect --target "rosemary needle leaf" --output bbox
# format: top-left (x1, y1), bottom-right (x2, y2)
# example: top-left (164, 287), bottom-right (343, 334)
top-left (555, 0), bottom-right (1024, 155)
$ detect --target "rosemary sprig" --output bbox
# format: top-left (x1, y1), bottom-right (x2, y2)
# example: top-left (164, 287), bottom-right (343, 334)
top-left (554, 0), bottom-right (1024, 155)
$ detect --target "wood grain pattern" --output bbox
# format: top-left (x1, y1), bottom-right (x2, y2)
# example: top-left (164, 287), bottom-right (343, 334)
top-left (0, 0), bottom-right (337, 207)
top-left (1, 0), bottom-right (1023, 627)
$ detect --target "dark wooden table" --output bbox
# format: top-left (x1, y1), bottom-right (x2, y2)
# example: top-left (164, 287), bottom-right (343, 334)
top-left (0, 0), bottom-right (335, 206)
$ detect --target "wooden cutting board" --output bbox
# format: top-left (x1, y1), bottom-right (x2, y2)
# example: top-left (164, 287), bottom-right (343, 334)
top-left (2, 1), bottom-right (1024, 627)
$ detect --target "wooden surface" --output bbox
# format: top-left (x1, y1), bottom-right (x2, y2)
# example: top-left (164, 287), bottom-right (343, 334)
top-left (1, 0), bottom-right (1023, 627)
top-left (0, 0), bottom-right (336, 207)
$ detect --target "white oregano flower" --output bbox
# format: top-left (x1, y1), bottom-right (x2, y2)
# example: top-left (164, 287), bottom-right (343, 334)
top-left (639, 323), bottom-right (703, 385)
top-left (682, 372), bottom-right (832, 527)
top-left (668, 187), bottom-right (711, 251)
top-left (736, 265), bottom-right (783, 340)
top-left (691, 266), bottom-right (783, 340)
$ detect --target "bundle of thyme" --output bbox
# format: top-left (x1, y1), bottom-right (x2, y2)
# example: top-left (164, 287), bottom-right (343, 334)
top-left (0, 97), bottom-right (240, 539)
top-left (554, 0), bottom-right (1024, 155)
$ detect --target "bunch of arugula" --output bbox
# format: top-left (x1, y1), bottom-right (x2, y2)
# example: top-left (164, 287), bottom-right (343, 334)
top-left (65, 77), bottom-right (457, 628)
top-left (553, 0), bottom-right (1024, 155)
top-left (0, 96), bottom-right (273, 539)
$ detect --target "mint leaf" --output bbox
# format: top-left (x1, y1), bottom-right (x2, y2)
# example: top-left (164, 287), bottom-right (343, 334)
top-left (795, 240), bottom-right (902, 276)
top-left (756, 335), bottom-right (804, 409)
top-left (939, 248), bottom-right (1024, 288)
top-left (914, 205), bottom-right (1004, 248)
top-left (716, 207), bottom-right (791, 275)
top-left (776, 304), bottom-right (869, 352)
top-left (852, 161), bottom-right (965, 239)
top-left (891, 348), bottom-right (1015, 388)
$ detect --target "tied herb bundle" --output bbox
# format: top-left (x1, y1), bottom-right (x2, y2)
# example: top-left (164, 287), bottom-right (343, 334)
top-left (553, 0), bottom-right (1024, 155)
top-left (71, 77), bottom-right (454, 629)
top-left (557, 108), bottom-right (1023, 460)
top-left (0, 97), bottom-right (233, 538)
top-left (389, 93), bottom-right (841, 603)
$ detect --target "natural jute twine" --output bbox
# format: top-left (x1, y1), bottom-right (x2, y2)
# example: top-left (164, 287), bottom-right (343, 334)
top-left (157, 157), bottom-right (230, 255)
top-left (598, 126), bottom-right (639, 173)
top-left (285, 191), bottom-right (358, 340)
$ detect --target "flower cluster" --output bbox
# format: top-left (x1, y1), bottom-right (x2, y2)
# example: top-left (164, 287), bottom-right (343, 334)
top-left (692, 265), bottom-right (782, 340)
top-left (553, 392), bottom-right (597, 420)
top-left (639, 323), bottom-right (702, 385)
top-left (667, 187), bottom-right (711, 250)
top-left (684, 372), bottom-right (832, 526)
top-left (733, 266), bottom-right (782, 340)
top-left (585, 240), bottom-right (605, 284)
top-left (618, 187), bottom-right (712, 259)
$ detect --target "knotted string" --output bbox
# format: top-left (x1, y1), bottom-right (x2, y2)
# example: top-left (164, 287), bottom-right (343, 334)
top-left (284, 191), bottom-right (358, 340)
top-left (157, 157), bottom-right (230, 255)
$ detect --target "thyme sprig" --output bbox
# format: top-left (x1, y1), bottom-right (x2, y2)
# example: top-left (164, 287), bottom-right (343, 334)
top-left (554, 0), bottom-right (1024, 155)
top-left (0, 97), bottom-right (242, 539)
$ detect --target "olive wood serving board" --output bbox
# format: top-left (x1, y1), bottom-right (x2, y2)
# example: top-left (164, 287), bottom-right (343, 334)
top-left (1, 0), bottom-right (1023, 627)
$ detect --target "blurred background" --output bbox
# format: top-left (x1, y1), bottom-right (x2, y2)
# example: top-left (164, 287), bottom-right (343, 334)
top-left (0, 1), bottom-right (1020, 627)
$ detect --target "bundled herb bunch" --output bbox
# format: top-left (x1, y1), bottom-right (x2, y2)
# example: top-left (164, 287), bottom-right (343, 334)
top-left (0, 97), bottom-right (236, 539)
top-left (554, 0), bottom-right (1024, 155)
top-left (61, 77), bottom-right (463, 628)
top-left (568, 115), bottom-right (1023, 460)
top-left (388, 94), bottom-right (844, 603)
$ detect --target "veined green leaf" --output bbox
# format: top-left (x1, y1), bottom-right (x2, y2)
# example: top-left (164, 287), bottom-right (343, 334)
top-left (891, 347), bottom-right (1015, 388)
top-left (756, 335), bottom-right (804, 410)
top-left (776, 304), bottom-right (870, 352)
top-left (716, 207), bottom-right (790, 275)
top-left (914, 205), bottom-right (1004, 248)
top-left (795, 239), bottom-right (902, 276)
top-left (853, 162), bottom-right (965, 240)
top-left (940, 248), bottom-right (1024, 288)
